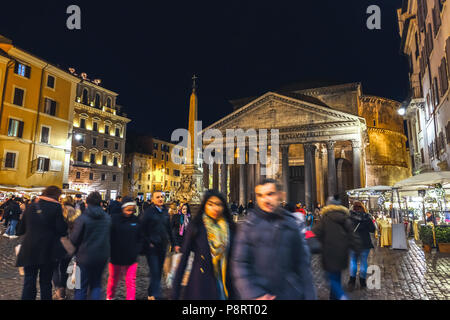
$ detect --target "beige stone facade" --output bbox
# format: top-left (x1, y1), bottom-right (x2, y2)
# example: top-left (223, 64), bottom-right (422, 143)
top-left (398, 0), bottom-right (450, 173)
top-left (203, 83), bottom-right (411, 210)
top-left (122, 138), bottom-right (184, 201)
top-left (68, 76), bottom-right (130, 200)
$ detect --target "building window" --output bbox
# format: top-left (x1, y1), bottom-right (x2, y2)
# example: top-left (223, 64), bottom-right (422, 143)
top-left (13, 87), bottom-right (25, 106)
top-left (101, 173), bottom-right (106, 181)
top-left (4, 152), bottom-right (17, 169)
top-left (153, 143), bottom-right (158, 150)
top-left (93, 122), bottom-right (98, 132)
top-left (104, 140), bottom-right (108, 148)
top-left (46, 75), bottom-right (55, 89)
top-left (82, 89), bottom-right (89, 105)
top-left (95, 93), bottom-right (101, 108)
top-left (105, 125), bottom-right (110, 135)
top-left (127, 173), bottom-right (131, 180)
top-left (161, 154), bottom-right (164, 160)
top-left (36, 157), bottom-right (50, 172)
top-left (113, 157), bottom-right (118, 167)
top-left (139, 173), bottom-right (142, 180)
top-left (174, 169), bottom-right (180, 177)
top-left (153, 152), bottom-right (156, 158)
top-left (40, 126), bottom-right (50, 144)
top-left (89, 172), bottom-right (94, 180)
top-left (115, 128), bottom-right (120, 137)
top-left (102, 155), bottom-right (107, 165)
top-left (76, 171), bottom-right (81, 179)
top-left (92, 137), bottom-right (97, 146)
top-left (106, 97), bottom-right (112, 108)
top-left (14, 63), bottom-right (30, 78)
top-left (114, 142), bottom-right (119, 150)
top-left (44, 98), bottom-right (57, 116)
top-left (113, 174), bottom-right (117, 182)
top-left (148, 174), bottom-right (150, 180)
top-left (78, 134), bottom-right (85, 144)
top-left (90, 153), bottom-right (96, 164)
top-left (8, 119), bottom-right (24, 138)
top-left (138, 185), bottom-right (141, 190)
top-left (77, 151), bottom-right (83, 162)
top-left (80, 118), bottom-right (86, 129)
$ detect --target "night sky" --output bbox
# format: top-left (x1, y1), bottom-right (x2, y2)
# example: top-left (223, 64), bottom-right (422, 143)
top-left (1, 0), bottom-right (409, 141)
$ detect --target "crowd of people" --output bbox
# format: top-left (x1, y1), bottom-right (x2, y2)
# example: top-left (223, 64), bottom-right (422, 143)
top-left (0, 179), bottom-right (378, 300)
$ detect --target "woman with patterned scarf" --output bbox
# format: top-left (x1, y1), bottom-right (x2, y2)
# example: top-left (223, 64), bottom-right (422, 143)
top-left (171, 190), bottom-right (236, 300)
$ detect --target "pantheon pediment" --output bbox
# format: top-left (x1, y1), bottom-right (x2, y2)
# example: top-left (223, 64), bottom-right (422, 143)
top-left (204, 92), bottom-right (365, 133)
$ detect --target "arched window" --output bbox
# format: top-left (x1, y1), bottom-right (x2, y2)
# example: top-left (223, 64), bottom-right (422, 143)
top-left (95, 93), bottom-right (101, 108)
top-left (106, 97), bottom-right (112, 108)
top-left (82, 89), bottom-right (89, 105)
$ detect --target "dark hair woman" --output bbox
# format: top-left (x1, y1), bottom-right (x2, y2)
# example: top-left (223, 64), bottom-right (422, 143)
top-left (171, 190), bottom-right (235, 300)
top-left (16, 186), bottom-right (68, 300)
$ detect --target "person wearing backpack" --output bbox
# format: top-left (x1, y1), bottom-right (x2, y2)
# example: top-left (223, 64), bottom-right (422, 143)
top-left (312, 194), bottom-right (361, 300)
top-left (347, 201), bottom-right (375, 291)
top-left (16, 186), bottom-right (68, 300)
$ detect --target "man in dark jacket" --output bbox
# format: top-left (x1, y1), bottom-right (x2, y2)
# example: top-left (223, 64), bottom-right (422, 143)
top-left (347, 201), bottom-right (375, 290)
top-left (108, 196), bottom-right (122, 216)
top-left (140, 191), bottom-right (174, 300)
top-left (232, 179), bottom-right (316, 300)
top-left (70, 191), bottom-right (111, 300)
top-left (74, 194), bottom-right (86, 214)
top-left (4, 197), bottom-right (22, 238)
top-left (312, 195), bottom-right (361, 300)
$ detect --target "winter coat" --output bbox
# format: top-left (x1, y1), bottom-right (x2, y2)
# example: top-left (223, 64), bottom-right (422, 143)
top-left (5, 201), bottom-right (21, 220)
top-left (349, 211), bottom-right (376, 249)
top-left (140, 204), bottom-right (174, 251)
top-left (108, 200), bottom-right (122, 216)
top-left (230, 203), bottom-right (238, 213)
top-left (63, 204), bottom-right (80, 234)
top-left (110, 213), bottom-right (143, 266)
top-left (231, 206), bottom-right (316, 300)
top-left (16, 199), bottom-right (68, 267)
top-left (312, 205), bottom-right (361, 272)
top-left (70, 205), bottom-right (111, 267)
top-left (171, 213), bottom-right (190, 247)
top-left (171, 215), bottom-right (235, 300)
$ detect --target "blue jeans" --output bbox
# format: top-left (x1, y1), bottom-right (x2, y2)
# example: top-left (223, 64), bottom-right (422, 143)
top-left (349, 249), bottom-right (371, 279)
top-left (326, 271), bottom-right (347, 300)
top-left (74, 263), bottom-right (106, 300)
top-left (145, 245), bottom-right (167, 298)
top-left (5, 219), bottom-right (18, 236)
top-left (22, 264), bottom-right (54, 300)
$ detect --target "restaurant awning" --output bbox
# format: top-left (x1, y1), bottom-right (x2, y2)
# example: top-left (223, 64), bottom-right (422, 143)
top-left (393, 171), bottom-right (450, 189)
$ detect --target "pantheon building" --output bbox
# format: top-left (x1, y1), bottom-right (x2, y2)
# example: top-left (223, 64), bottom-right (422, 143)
top-left (201, 82), bottom-right (411, 210)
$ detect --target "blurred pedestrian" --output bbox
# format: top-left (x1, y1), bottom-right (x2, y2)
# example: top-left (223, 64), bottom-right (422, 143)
top-left (108, 196), bottom-right (122, 216)
top-left (140, 191), bottom-right (174, 300)
top-left (232, 179), bottom-right (316, 300)
top-left (52, 196), bottom-right (80, 300)
top-left (74, 194), bottom-right (86, 215)
top-left (172, 190), bottom-right (235, 300)
top-left (4, 196), bottom-right (22, 238)
top-left (107, 196), bottom-right (142, 300)
top-left (312, 194), bottom-right (361, 300)
top-left (16, 186), bottom-right (68, 300)
top-left (347, 201), bottom-right (375, 291)
top-left (70, 192), bottom-right (111, 300)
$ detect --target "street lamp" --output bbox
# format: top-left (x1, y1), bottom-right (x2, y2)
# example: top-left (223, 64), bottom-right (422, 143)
top-left (75, 133), bottom-right (82, 141)
top-left (398, 107), bottom-right (406, 116)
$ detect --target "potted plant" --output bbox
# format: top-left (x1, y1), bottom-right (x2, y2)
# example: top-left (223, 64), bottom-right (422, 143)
top-left (419, 225), bottom-right (434, 252)
top-left (435, 225), bottom-right (450, 253)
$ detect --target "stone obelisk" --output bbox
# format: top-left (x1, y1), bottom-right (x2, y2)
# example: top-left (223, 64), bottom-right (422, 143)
top-left (174, 75), bottom-right (203, 204)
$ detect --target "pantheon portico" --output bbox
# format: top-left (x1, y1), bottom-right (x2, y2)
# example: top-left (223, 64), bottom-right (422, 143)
top-left (201, 83), bottom-right (411, 210)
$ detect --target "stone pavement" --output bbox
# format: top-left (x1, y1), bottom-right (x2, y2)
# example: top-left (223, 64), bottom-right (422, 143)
top-left (1, 224), bottom-right (449, 300)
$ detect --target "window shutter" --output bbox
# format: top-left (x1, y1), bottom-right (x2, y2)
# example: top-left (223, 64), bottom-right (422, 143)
top-left (446, 38), bottom-right (450, 78)
top-left (25, 65), bottom-right (31, 78)
top-left (51, 100), bottom-right (56, 116)
top-left (44, 158), bottom-right (50, 171)
top-left (18, 121), bottom-right (24, 138)
top-left (14, 62), bottom-right (19, 74)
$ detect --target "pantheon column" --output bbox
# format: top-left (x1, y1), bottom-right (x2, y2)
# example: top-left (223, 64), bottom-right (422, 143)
top-left (281, 145), bottom-right (290, 202)
top-left (311, 144), bottom-right (317, 208)
top-left (239, 163), bottom-right (246, 206)
top-left (212, 163), bottom-right (219, 190)
top-left (352, 140), bottom-right (362, 189)
top-left (220, 163), bottom-right (228, 197)
top-left (304, 143), bottom-right (315, 212)
top-left (203, 162), bottom-right (210, 189)
top-left (326, 140), bottom-right (337, 197)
